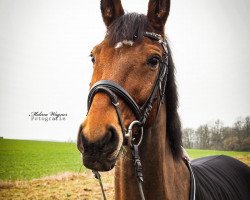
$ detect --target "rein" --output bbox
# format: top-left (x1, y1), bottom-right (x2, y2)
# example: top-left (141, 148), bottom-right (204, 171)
top-left (87, 32), bottom-right (196, 200)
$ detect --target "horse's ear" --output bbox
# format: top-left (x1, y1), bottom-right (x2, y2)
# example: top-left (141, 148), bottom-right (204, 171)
top-left (100, 0), bottom-right (124, 27)
top-left (147, 0), bottom-right (170, 33)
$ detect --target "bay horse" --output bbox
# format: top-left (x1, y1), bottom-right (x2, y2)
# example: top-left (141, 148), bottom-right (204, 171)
top-left (77, 0), bottom-right (250, 199)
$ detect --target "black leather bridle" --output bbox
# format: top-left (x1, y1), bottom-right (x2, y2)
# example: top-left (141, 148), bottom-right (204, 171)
top-left (87, 32), bottom-right (168, 200)
top-left (88, 32), bottom-right (169, 142)
top-left (86, 32), bottom-right (196, 200)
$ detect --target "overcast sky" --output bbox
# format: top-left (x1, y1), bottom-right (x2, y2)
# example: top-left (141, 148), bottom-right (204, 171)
top-left (0, 0), bottom-right (249, 141)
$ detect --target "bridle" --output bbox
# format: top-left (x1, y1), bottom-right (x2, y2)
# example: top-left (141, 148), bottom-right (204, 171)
top-left (88, 31), bottom-right (168, 144)
top-left (86, 32), bottom-right (196, 200)
top-left (86, 31), bottom-right (168, 200)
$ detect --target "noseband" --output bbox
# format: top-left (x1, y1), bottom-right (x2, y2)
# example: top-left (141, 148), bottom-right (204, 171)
top-left (87, 32), bottom-right (168, 200)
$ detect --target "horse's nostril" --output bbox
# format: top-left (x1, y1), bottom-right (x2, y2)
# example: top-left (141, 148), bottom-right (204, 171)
top-left (77, 125), bottom-right (85, 153)
top-left (78, 126), bottom-right (118, 155)
top-left (99, 127), bottom-right (118, 151)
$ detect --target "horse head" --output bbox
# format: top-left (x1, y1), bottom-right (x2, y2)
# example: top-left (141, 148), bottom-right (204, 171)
top-left (77, 0), bottom-right (171, 171)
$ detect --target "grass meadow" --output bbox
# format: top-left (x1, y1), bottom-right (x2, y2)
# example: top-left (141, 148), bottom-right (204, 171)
top-left (0, 139), bottom-right (249, 180)
top-left (0, 139), bottom-right (82, 180)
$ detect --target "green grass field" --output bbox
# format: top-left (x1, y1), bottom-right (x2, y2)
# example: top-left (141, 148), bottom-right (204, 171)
top-left (0, 139), bottom-right (82, 180)
top-left (0, 139), bottom-right (249, 180)
top-left (186, 149), bottom-right (250, 159)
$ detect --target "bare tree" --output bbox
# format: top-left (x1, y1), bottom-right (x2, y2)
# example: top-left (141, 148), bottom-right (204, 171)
top-left (183, 128), bottom-right (195, 148)
top-left (196, 125), bottom-right (210, 149)
top-left (210, 120), bottom-right (223, 150)
top-left (182, 116), bottom-right (250, 151)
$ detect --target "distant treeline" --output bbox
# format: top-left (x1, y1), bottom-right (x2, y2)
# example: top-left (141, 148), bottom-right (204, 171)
top-left (182, 116), bottom-right (250, 151)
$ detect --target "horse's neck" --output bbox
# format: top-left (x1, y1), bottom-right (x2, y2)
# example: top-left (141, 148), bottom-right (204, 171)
top-left (115, 103), bottom-right (190, 200)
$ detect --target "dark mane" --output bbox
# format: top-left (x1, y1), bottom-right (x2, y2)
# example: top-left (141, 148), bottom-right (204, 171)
top-left (165, 46), bottom-right (183, 159)
top-left (107, 13), bottom-right (183, 159)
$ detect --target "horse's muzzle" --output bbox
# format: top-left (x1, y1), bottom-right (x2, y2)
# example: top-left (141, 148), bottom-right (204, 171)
top-left (77, 126), bottom-right (119, 171)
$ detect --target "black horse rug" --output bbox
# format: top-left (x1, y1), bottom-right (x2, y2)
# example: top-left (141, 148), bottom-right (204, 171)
top-left (191, 155), bottom-right (250, 200)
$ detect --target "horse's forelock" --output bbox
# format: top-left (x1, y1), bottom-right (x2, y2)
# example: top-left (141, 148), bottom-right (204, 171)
top-left (106, 13), bottom-right (153, 46)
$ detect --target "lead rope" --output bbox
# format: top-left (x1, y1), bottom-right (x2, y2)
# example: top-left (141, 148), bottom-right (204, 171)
top-left (92, 151), bottom-right (145, 200)
top-left (92, 125), bottom-right (146, 200)
top-left (92, 171), bottom-right (107, 200)
top-left (92, 152), bottom-right (145, 200)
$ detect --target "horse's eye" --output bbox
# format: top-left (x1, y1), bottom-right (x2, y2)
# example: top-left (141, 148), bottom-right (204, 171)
top-left (147, 56), bottom-right (160, 68)
top-left (90, 54), bottom-right (95, 63)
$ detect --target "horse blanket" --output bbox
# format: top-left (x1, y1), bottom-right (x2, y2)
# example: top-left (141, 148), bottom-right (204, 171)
top-left (191, 155), bottom-right (250, 200)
